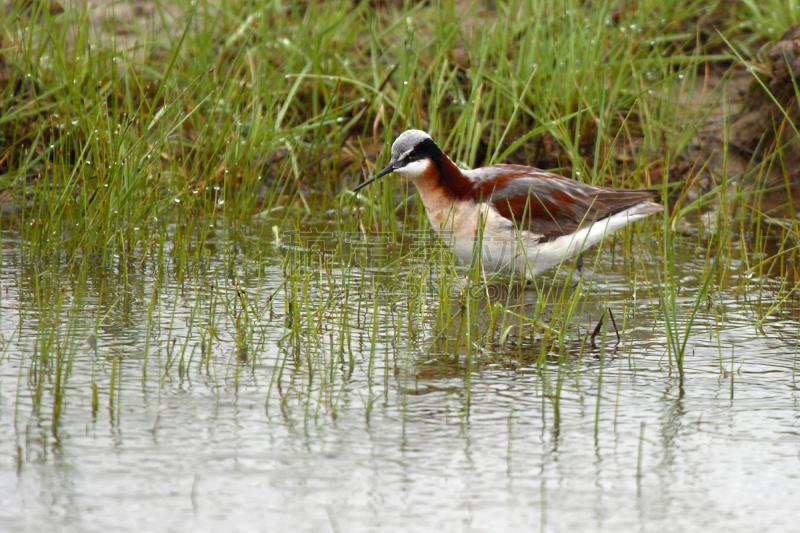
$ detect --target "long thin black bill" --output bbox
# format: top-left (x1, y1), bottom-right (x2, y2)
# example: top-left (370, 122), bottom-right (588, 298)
top-left (353, 162), bottom-right (395, 192)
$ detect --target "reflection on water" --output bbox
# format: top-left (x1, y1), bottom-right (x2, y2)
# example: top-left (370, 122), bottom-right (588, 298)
top-left (1, 225), bottom-right (799, 533)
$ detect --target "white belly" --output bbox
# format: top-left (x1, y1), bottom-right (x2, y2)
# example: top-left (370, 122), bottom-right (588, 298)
top-left (428, 202), bottom-right (657, 278)
top-left (427, 200), bottom-right (544, 276)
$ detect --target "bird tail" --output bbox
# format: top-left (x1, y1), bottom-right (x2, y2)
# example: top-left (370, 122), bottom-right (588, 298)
top-left (629, 201), bottom-right (664, 217)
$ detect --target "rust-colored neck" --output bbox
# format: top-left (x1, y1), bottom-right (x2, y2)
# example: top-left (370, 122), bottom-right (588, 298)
top-left (412, 153), bottom-right (474, 200)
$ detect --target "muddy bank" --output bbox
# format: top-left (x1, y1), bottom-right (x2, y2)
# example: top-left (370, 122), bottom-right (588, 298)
top-left (681, 25), bottom-right (800, 205)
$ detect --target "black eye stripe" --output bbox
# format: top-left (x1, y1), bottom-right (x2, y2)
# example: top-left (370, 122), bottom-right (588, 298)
top-left (394, 138), bottom-right (441, 168)
top-left (413, 139), bottom-right (440, 158)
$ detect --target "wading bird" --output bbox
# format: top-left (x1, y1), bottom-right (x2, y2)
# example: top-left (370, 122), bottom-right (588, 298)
top-left (354, 130), bottom-right (662, 278)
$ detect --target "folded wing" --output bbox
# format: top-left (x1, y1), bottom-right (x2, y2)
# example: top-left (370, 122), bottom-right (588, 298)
top-left (465, 165), bottom-right (659, 241)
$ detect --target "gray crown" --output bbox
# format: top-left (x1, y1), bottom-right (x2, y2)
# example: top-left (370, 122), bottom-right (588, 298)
top-left (391, 130), bottom-right (432, 161)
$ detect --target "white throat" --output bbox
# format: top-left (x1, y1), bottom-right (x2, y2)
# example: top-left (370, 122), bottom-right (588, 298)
top-left (394, 158), bottom-right (431, 178)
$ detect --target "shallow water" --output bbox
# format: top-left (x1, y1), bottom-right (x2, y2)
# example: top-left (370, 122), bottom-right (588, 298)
top-left (1, 223), bottom-right (799, 533)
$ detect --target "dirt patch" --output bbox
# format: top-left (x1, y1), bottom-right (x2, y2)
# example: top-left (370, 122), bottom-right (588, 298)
top-left (730, 26), bottom-right (800, 181)
top-left (672, 67), bottom-right (752, 197)
top-left (681, 26), bottom-right (800, 204)
top-left (3, 0), bottom-right (180, 48)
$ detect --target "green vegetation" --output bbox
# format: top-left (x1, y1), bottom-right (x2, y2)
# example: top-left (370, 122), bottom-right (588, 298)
top-left (1, 0), bottom-right (800, 437)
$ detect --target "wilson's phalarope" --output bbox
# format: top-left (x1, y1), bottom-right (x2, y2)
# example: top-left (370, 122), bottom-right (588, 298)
top-left (354, 129), bottom-right (663, 277)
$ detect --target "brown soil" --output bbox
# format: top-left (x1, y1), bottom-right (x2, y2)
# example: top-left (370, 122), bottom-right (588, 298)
top-left (731, 26), bottom-right (800, 179)
top-left (685, 26), bottom-right (800, 198)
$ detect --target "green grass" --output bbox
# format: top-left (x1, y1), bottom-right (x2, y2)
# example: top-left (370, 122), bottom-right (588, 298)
top-left (2, 0), bottom-right (800, 435)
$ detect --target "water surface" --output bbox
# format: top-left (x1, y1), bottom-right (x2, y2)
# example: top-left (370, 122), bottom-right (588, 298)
top-left (1, 223), bottom-right (799, 532)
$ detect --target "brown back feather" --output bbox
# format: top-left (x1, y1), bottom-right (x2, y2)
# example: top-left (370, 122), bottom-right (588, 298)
top-left (464, 166), bottom-right (658, 241)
